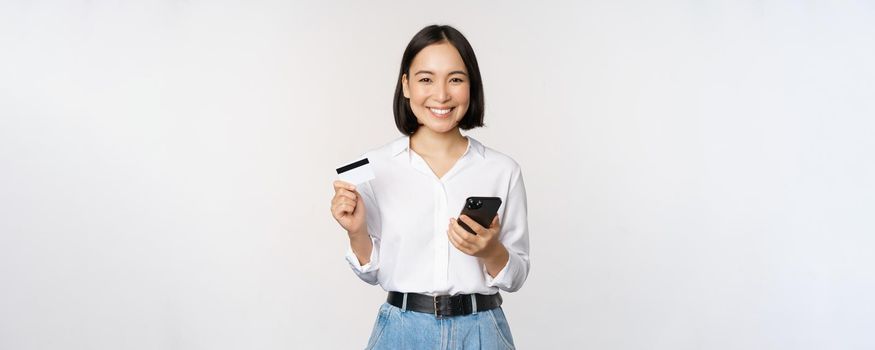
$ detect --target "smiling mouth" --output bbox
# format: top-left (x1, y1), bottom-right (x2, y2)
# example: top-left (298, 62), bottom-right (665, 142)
top-left (428, 107), bottom-right (454, 116)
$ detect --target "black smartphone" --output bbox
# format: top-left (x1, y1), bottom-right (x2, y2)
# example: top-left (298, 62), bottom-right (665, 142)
top-left (457, 197), bottom-right (502, 235)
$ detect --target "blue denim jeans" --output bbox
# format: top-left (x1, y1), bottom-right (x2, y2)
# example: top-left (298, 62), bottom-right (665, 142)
top-left (365, 302), bottom-right (516, 350)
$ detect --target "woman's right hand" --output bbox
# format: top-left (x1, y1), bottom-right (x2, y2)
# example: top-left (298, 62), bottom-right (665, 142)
top-left (331, 180), bottom-right (367, 236)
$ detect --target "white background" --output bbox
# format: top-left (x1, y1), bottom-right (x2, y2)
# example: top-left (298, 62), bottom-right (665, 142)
top-left (2, 1), bottom-right (874, 349)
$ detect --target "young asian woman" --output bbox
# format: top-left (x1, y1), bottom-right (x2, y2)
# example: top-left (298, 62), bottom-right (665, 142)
top-left (330, 24), bottom-right (530, 350)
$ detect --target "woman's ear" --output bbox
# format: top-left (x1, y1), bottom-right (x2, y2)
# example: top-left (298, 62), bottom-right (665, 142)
top-left (401, 74), bottom-right (410, 98)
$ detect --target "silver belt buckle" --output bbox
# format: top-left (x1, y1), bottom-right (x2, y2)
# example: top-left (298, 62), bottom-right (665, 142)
top-left (435, 295), bottom-right (454, 319)
top-left (433, 295), bottom-right (440, 318)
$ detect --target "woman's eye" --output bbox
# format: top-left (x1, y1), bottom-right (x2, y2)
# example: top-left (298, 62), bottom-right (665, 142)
top-left (418, 78), bottom-right (432, 83)
top-left (450, 78), bottom-right (465, 83)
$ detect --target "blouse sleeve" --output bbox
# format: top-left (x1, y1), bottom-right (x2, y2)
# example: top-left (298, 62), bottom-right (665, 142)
top-left (485, 167), bottom-right (531, 292)
top-left (344, 180), bottom-right (382, 285)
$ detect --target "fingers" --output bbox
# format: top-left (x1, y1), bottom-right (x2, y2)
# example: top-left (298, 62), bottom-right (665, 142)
top-left (457, 215), bottom-right (486, 235)
top-left (489, 215), bottom-right (500, 229)
top-left (331, 181), bottom-right (359, 207)
top-left (331, 192), bottom-right (357, 219)
top-left (333, 189), bottom-right (357, 204)
top-left (449, 218), bottom-right (476, 241)
top-left (448, 231), bottom-right (473, 253)
top-left (331, 181), bottom-right (359, 220)
top-left (333, 180), bottom-right (356, 192)
top-left (450, 218), bottom-right (473, 239)
top-left (331, 201), bottom-right (355, 218)
top-left (448, 219), bottom-right (476, 252)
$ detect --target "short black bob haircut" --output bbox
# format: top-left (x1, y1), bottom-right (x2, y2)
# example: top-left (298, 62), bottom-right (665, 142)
top-left (393, 25), bottom-right (485, 135)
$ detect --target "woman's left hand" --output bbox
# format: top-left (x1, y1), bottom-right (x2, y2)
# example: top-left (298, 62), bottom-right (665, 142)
top-left (448, 215), bottom-right (508, 261)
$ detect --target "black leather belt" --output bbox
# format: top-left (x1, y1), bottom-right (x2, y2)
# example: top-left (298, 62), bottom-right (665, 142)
top-left (387, 291), bottom-right (502, 318)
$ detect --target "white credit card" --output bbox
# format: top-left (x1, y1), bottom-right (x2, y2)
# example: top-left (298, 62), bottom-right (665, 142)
top-left (336, 158), bottom-right (375, 185)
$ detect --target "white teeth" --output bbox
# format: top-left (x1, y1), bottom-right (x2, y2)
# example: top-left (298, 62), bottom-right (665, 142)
top-left (429, 107), bottom-right (452, 115)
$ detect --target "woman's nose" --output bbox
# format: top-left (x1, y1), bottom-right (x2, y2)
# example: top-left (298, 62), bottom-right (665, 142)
top-left (434, 83), bottom-right (451, 102)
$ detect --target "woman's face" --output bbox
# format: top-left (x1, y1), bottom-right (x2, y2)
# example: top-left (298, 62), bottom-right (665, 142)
top-left (402, 42), bottom-right (470, 135)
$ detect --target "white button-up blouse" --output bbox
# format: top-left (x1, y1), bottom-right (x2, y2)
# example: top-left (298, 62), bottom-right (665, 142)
top-left (344, 136), bottom-right (530, 295)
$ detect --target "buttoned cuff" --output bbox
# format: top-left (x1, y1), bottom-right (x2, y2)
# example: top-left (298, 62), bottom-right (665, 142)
top-left (484, 251), bottom-right (522, 290)
top-left (345, 242), bottom-right (378, 273)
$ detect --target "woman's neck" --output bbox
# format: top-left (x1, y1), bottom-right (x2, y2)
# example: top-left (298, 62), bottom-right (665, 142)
top-left (410, 127), bottom-right (467, 158)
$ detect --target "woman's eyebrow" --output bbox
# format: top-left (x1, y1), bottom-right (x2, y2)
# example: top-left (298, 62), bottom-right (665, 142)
top-left (414, 70), bottom-right (468, 76)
